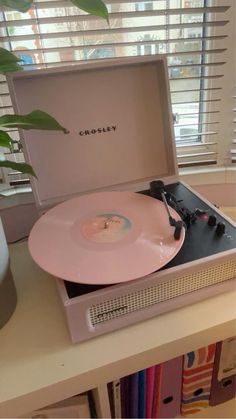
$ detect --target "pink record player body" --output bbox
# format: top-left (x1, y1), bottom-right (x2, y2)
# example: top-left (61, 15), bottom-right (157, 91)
top-left (7, 56), bottom-right (236, 343)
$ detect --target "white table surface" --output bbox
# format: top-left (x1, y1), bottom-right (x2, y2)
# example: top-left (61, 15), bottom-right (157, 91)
top-left (0, 242), bottom-right (235, 417)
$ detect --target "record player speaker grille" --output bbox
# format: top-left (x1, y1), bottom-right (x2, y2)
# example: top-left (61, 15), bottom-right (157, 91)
top-left (89, 260), bottom-right (236, 326)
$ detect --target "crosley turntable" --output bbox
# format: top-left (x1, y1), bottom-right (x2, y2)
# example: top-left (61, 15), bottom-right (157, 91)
top-left (7, 56), bottom-right (236, 343)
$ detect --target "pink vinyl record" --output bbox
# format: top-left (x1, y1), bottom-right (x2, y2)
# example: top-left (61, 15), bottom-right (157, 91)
top-left (28, 191), bottom-right (185, 285)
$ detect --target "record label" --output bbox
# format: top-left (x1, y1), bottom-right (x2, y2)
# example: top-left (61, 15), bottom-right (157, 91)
top-left (81, 213), bottom-right (132, 243)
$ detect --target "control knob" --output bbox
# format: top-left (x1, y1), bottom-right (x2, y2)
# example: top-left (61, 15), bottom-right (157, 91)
top-left (216, 222), bottom-right (226, 235)
top-left (208, 214), bottom-right (217, 226)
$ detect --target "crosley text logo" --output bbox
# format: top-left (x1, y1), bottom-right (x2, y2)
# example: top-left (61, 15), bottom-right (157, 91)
top-left (96, 305), bottom-right (128, 321)
top-left (79, 126), bottom-right (116, 136)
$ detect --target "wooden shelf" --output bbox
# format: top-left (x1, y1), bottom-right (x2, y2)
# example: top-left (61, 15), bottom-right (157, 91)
top-left (0, 242), bottom-right (235, 417)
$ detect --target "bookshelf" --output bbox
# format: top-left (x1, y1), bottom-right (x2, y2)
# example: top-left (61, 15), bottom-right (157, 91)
top-left (0, 241), bottom-right (235, 418)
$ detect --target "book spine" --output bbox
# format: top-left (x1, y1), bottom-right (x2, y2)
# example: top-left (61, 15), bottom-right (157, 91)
top-left (181, 344), bottom-right (216, 416)
top-left (113, 379), bottom-right (121, 418)
top-left (138, 370), bottom-right (146, 418)
top-left (121, 376), bottom-right (131, 418)
top-left (152, 365), bottom-right (163, 418)
top-left (107, 383), bottom-right (115, 418)
top-left (130, 372), bottom-right (139, 418)
top-left (145, 366), bottom-right (156, 418)
top-left (210, 338), bottom-right (236, 406)
top-left (158, 356), bottom-right (183, 418)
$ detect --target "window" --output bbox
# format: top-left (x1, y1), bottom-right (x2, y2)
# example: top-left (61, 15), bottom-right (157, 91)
top-left (135, 2), bottom-right (153, 12)
top-left (0, 0), bottom-right (234, 186)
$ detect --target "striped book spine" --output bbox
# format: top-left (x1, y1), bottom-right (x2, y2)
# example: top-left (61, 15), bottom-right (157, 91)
top-left (181, 343), bottom-right (216, 416)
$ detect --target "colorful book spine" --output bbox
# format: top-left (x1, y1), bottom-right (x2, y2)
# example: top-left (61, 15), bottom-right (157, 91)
top-left (210, 338), bottom-right (236, 406)
top-left (130, 372), bottom-right (139, 418)
top-left (120, 375), bottom-right (131, 418)
top-left (181, 343), bottom-right (216, 416)
top-left (158, 356), bottom-right (183, 418)
top-left (145, 366), bottom-right (156, 418)
top-left (152, 364), bottom-right (163, 418)
top-left (138, 370), bottom-right (146, 418)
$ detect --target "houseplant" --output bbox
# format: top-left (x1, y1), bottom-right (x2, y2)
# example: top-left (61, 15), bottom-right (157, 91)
top-left (0, 0), bottom-right (108, 177)
top-left (0, 0), bottom-right (108, 328)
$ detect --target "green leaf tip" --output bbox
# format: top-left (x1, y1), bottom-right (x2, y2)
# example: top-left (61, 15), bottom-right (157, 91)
top-left (0, 48), bottom-right (23, 74)
top-left (70, 0), bottom-right (109, 23)
top-left (0, 110), bottom-right (69, 133)
top-left (0, 130), bottom-right (13, 150)
top-left (0, 0), bottom-right (33, 13)
top-left (0, 159), bottom-right (37, 178)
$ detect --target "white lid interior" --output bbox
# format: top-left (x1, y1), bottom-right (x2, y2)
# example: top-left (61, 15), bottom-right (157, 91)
top-left (8, 56), bottom-right (178, 210)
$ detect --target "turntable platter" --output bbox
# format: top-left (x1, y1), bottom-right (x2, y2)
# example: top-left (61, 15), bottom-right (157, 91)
top-left (29, 191), bottom-right (185, 284)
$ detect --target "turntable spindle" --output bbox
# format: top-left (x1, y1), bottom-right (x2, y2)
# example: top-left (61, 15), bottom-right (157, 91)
top-left (104, 219), bottom-right (111, 229)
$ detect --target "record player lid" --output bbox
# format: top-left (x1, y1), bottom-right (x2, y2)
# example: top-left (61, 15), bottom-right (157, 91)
top-left (7, 56), bottom-right (178, 211)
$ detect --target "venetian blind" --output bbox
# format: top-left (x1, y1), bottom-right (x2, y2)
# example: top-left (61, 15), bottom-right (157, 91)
top-left (0, 0), bottom-right (233, 185)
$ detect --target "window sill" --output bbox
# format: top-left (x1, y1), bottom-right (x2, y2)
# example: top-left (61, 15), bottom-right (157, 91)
top-left (179, 165), bottom-right (236, 185)
top-left (179, 166), bottom-right (236, 207)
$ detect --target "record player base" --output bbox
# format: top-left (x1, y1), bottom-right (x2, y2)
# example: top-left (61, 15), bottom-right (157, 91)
top-left (56, 252), bottom-right (236, 343)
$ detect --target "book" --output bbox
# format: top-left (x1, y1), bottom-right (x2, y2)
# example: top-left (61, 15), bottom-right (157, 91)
top-left (107, 382), bottom-right (115, 418)
top-left (138, 370), bottom-right (146, 418)
top-left (158, 356), bottom-right (183, 418)
top-left (130, 372), bottom-right (139, 418)
top-left (210, 338), bottom-right (236, 406)
top-left (152, 364), bottom-right (163, 418)
top-left (145, 366), bottom-right (156, 418)
top-left (113, 379), bottom-right (122, 418)
top-left (217, 336), bottom-right (236, 381)
top-left (121, 375), bottom-right (131, 418)
top-left (88, 390), bottom-right (97, 419)
top-left (181, 344), bottom-right (216, 416)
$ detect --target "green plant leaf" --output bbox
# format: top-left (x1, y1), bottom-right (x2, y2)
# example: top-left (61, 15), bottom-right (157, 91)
top-left (0, 48), bottom-right (21, 64)
top-left (0, 130), bottom-right (13, 150)
top-left (0, 159), bottom-right (36, 177)
top-left (0, 0), bottom-right (33, 12)
top-left (0, 63), bottom-right (23, 73)
top-left (0, 110), bottom-right (69, 133)
top-left (71, 0), bottom-right (109, 23)
top-left (0, 48), bottom-right (23, 73)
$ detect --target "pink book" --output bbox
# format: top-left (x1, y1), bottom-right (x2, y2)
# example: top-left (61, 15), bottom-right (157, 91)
top-left (158, 356), bottom-right (183, 418)
top-left (145, 366), bottom-right (156, 418)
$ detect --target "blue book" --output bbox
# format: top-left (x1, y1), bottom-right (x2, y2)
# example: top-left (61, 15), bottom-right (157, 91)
top-left (138, 370), bottom-right (146, 418)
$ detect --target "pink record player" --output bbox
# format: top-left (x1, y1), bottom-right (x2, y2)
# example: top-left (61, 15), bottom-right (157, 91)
top-left (7, 56), bottom-right (236, 343)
